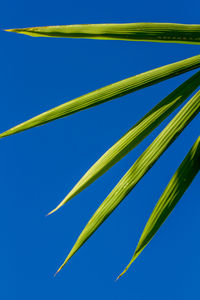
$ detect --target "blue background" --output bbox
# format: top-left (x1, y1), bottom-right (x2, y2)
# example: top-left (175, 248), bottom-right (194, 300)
top-left (0, 1), bottom-right (200, 299)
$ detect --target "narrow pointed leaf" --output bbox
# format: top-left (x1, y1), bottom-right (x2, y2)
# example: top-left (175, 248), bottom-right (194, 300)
top-left (6, 23), bottom-right (200, 45)
top-left (1, 55), bottom-right (200, 139)
top-left (49, 71), bottom-right (200, 214)
top-left (56, 90), bottom-right (200, 274)
top-left (118, 136), bottom-right (200, 279)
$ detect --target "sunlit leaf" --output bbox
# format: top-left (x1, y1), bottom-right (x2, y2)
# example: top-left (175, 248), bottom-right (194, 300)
top-left (55, 89), bottom-right (200, 275)
top-left (1, 55), bottom-right (200, 139)
top-left (49, 71), bottom-right (200, 214)
top-left (6, 23), bottom-right (200, 45)
top-left (117, 136), bottom-right (200, 279)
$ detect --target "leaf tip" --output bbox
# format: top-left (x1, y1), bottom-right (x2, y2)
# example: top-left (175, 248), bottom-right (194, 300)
top-left (47, 202), bottom-right (64, 216)
top-left (3, 28), bottom-right (33, 36)
top-left (4, 28), bottom-right (17, 33)
top-left (0, 131), bottom-right (10, 139)
top-left (54, 265), bottom-right (63, 277)
top-left (46, 207), bottom-right (58, 216)
top-left (116, 253), bottom-right (138, 280)
top-left (47, 194), bottom-right (72, 216)
top-left (54, 254), bottom-right (71, 276)
top-left (116, 269), bottom-right (127, 281)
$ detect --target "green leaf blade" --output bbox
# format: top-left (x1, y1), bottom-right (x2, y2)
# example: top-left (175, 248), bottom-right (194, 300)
top-left (49, 71), bottom-right (200, 214)
top-left (56, 90), bottom-right (200, 274)
top-left (1, 55), bottom-right (200, 139)
top-left (6, 23), bottom-right (200, 45)
top-left (118, 136), bottom-right (200, 279)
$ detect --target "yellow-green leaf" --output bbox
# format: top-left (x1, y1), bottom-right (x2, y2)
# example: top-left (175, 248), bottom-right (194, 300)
top-left (1, 55), bottom-right (200, 139)
top-left (55, 89), bottom-right (200, 274)
top-left (117, 136), bottom-right (200, 279)
top-left (6, 23), bottom-right (200, 45)
top-left (49, 71), bottom-right (200, 215)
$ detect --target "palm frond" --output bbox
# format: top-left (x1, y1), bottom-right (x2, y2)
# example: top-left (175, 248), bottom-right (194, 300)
top-left (49, 71), bottom-right (200, 215)
top-left (1, 55), bottom-right (200, 139)
top-left (117, 136), bottom-right (200, 279)
top-left (4, 22), bottom-right (200, 280)
top-left (6, 23), bottom-right (200, 45)
top-left (55, 90), bottom-right (200, 275)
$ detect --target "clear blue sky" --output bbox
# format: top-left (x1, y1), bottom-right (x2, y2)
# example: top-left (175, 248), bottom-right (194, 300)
top-left (1, 1), bottom-right (200, 299)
